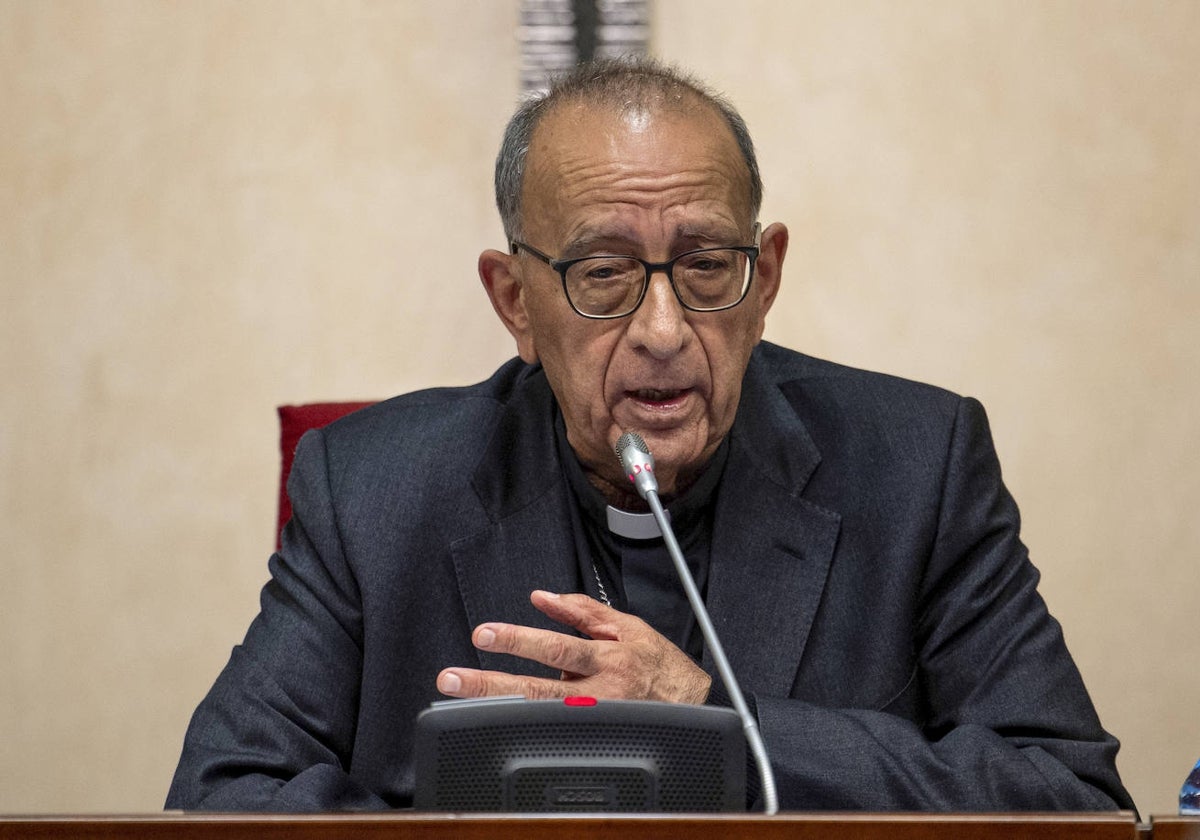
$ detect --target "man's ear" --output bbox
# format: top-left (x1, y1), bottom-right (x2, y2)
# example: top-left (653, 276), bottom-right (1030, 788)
top-left (479, 249), bottom-right (539, 363)
top-left (747, 222), bottom-right (788, 343)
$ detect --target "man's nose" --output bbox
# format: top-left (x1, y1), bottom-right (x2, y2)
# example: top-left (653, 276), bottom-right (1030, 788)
top-left (626, 270), bottom-right (689, 359)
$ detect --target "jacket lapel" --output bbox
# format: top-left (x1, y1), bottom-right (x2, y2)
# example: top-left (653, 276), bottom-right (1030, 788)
top-left (705, 353), bottom-right (841, 698)
top-left (448, 369), bottom-right (578, 678)
top-left (448, 496), bottom-right (579, 678)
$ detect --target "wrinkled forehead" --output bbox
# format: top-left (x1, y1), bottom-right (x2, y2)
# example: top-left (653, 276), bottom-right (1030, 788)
top-left (521, 96), bottom-right (754, 224)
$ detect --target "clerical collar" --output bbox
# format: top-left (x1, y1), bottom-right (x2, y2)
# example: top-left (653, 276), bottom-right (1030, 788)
top-left (605, 505), bottom-right (667, 540)
top-left (553, 412), bottom-right (730, 540)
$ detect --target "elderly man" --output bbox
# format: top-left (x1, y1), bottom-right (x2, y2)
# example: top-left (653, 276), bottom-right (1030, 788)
top-left (166, 58), bottom-right (1134, 812)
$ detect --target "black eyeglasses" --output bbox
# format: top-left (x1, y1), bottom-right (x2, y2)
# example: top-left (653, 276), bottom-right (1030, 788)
top-left (510, 224), bottom-right (761, 319)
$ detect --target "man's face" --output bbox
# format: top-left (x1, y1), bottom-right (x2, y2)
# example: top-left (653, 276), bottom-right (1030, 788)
top-left (484, 101), bottom-right (786, 499)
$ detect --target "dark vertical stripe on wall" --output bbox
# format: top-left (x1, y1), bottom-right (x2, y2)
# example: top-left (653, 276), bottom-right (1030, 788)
top-left (574, 0), bottom-right (598, 62)
top-left (519, 0), bottom-right (648, 94)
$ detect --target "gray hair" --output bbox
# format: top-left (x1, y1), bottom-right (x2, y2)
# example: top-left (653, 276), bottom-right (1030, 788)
top-left (494, 57), bottom-right (764, 242)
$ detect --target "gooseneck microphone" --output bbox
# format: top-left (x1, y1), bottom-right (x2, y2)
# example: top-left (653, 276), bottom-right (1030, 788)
top-left (614, 432), bottom-right (779, 815)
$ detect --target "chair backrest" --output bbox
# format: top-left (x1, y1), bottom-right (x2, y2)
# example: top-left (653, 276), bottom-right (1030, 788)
top-left (276, 401), bottom-right (376, 549)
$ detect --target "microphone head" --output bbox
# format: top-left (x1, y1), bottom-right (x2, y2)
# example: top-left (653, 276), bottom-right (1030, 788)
top-left (615, 431), bottom-right (658, 500)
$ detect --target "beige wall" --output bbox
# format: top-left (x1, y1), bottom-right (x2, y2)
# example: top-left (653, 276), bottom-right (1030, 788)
top-left (1, 0), bottom-right (1196, 817)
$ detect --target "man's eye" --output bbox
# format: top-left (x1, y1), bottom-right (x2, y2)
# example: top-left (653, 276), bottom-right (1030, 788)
top-left (684, 253), bottom-right (735, 273)
top-left (576, 259), bottom-right (638, 283)
top-left (586, 265), bottom-right (621, 280)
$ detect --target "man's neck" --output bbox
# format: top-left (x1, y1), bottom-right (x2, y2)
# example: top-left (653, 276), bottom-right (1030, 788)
top-left (586, 471), bottom-right (649, 512)
top-left (584, 463), bottom-right (703, 512)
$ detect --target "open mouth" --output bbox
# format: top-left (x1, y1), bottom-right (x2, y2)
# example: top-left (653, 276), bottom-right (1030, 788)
top-left (628, 388), bottom-right (689, 406)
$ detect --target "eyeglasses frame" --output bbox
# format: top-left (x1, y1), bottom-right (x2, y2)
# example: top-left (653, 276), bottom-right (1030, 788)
top-left (509, 223), bottom-right (762, 320)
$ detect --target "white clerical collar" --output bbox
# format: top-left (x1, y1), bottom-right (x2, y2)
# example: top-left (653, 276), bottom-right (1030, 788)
top-left (605, 505), bottom-right (668, 540)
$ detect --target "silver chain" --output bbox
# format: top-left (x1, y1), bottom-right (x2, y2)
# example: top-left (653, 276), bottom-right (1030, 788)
top-left (590, 559), bottom-right (612, 607)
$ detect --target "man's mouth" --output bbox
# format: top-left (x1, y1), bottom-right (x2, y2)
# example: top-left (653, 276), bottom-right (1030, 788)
top-left (628, 388), bottom-right (689, 406)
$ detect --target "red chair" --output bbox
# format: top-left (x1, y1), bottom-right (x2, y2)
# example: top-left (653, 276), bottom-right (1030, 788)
top-left (276, 401), bottom-right (376, 549)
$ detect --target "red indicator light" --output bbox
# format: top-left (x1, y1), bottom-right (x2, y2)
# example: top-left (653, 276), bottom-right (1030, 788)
top-left (563, 696), bottom-right (597, 707)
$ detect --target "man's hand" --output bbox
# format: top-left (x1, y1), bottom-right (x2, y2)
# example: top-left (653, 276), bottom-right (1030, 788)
top-left (436, 590), bottom-right (711, 704)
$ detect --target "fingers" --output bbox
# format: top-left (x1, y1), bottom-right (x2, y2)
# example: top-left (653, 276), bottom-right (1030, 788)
top-left (434, 591), bottom-right (711, 704)
top-left (470, 620), bottom-right (598, 675)
top-left (436, 667), bottom-right (575, 701)
top-left (433, 595), bottom-right (620, 702)
top-left (529, 590), bottom-right (624, 641)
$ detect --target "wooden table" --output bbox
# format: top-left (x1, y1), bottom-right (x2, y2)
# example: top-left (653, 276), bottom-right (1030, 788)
top-left (3, 811), bottom-right (1185, 840)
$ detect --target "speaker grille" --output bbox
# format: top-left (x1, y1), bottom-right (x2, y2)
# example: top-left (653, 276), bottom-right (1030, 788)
top-left (433, 721), bottom-right (727, 811)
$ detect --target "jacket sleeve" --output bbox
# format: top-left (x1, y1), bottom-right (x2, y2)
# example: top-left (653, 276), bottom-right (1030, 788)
top-left (165, 428), bottom-right (390, 811)
top-left (752, 397), bottom-right (1135, 812)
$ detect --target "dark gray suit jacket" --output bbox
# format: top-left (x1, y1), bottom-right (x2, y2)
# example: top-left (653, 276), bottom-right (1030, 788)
top-left (166, 342), bottom-right (1134, 812)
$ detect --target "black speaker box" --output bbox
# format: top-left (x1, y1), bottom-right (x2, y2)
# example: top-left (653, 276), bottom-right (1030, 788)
top-left (413, 696), bottom-right (746, 812)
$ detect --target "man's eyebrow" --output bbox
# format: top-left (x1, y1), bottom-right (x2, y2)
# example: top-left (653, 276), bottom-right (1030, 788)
top-left (675, 225), bottom-right (743, 245)
top-left (561, 224), bottom-right (743, 258)
top-left (559, 231), bottom-right (639, 258)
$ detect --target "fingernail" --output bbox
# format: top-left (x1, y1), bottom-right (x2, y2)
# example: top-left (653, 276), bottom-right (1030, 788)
top-left (438, 672), bottom-right (461, 694)
top-left (476, 627), bottom-right (496, 648)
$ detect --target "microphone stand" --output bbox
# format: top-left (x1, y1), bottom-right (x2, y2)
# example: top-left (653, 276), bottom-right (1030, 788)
top-left (640, 485), bottom-right (779, 815)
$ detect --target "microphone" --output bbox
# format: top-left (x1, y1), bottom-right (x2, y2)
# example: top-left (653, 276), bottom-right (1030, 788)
top-left (614, 432), bottom-right (779, 815)
top-left (615, 431), bottom-right (658, 498)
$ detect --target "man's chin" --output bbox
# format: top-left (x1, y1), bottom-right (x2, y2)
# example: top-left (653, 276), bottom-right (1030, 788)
top-left (631, 434), bottom-right (713, 495)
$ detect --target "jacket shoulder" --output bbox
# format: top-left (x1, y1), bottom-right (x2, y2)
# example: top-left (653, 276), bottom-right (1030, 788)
top-left (755, 342), bottom-right (966, 428)
top-left (748, 343), bottom-right (979, 491)
top-left (298, 357), bottom-right (541, 496)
